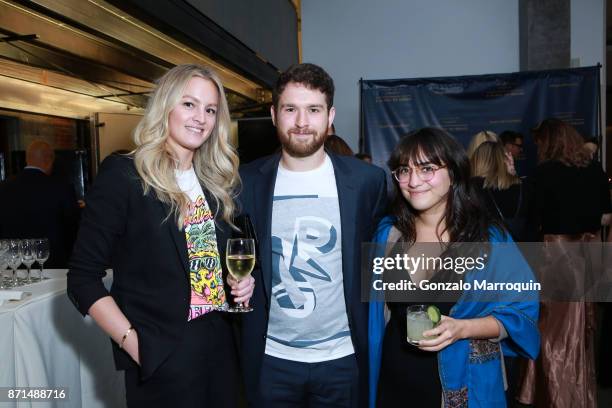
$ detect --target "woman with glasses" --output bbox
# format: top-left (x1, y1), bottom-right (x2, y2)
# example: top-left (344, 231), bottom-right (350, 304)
top-left (67, 64), bottom-right (254, 408)
top-left (368, 128), bottom-right (539, 407)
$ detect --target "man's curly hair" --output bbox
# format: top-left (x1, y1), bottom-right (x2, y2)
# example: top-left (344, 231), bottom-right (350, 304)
top-left (272, 63), bottom-right (334, 110)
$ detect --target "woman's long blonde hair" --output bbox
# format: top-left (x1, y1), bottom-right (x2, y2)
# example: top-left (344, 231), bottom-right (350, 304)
top-left (467, 130), bottom-right (499, 158)
top-left (471, 141), bottom-right (519, 189)
top-left (132, 64), bottom-right (239, 227)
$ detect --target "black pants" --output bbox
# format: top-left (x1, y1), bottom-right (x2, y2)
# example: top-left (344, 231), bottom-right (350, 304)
top-left (259, 354), bottom-right (359, 408)
top-left (125, 311), bottom-right (239, 408)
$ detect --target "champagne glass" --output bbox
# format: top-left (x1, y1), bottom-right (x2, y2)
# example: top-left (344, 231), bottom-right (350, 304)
top-left (20, 239), bottom-right (35, 285)
top-left (226, 238), bottom-right (255, 313)
top-left (34, 238), bottom-right (50, 282)
top-left (7, 239), bottom-right (22, 288)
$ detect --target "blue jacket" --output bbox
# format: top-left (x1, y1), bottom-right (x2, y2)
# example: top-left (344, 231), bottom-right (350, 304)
top-left (239, 152), bottom-right (388, 407)
top-left (368, 216), bottom-right (540, 407)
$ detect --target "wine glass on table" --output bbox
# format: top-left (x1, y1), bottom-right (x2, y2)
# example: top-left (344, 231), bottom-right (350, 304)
top-left (0, 240), bottom-right (9, 289)
top-left (226, 238), bottom-right (255, 313)
top-left (20, 239), bottom-right (35, 285)
top-left (34, 238), bottom-right (50, 282)
top-left (7, 239), bottom-right (22, 288)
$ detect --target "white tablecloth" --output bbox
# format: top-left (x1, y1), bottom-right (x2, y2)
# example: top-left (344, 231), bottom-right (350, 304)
top-left (0, 270), bottom-right (126, 408)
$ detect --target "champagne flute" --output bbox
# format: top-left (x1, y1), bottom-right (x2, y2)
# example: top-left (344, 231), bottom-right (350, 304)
top-left (226, 238), bottom-right (255, 313)
top-left (20, 239), bottom-right (35, 284)
top-left (34, 238), bottom-right (50, 282)
top-left (7, 239), bottom-right (22, 288)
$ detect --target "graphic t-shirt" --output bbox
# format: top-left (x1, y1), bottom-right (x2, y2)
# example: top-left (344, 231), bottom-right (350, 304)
top-left (176, 168), bottom-right (227, 321)
top-left (265, 155), bottom-right (354, 362)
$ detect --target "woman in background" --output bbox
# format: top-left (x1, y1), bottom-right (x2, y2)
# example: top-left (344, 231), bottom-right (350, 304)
top-left (518, 118), bottom-right (611, 408)
top-left (67, 64), bottom-right (254, 407)
top-left (471, 141), bottom-right (536, 242)
top-left (466, 130), bottom-right (499, 158)
top-left (369, 128), bottom-right (539, 407)
top-left (467, 130), bottom-right (516, 176)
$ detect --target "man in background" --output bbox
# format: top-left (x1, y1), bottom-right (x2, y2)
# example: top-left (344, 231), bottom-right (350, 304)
top-left (500, 130), bottom-right (524, 160)
top-left (0, 140), bottom-right (79, 267)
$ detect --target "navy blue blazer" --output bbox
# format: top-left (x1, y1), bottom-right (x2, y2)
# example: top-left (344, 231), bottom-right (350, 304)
top-left (237, 152), bottom-right (388, 407)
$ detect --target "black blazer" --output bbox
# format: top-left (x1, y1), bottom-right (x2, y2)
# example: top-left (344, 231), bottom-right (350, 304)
top-left (237, 152), bottom-right (388, 407)
top-left (0, 168), bottom-right (79, 267)
top-left (67, 155), bottom-right (233, 379)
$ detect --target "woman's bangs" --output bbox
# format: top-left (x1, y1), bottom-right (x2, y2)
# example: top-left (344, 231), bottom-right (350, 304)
top-left (399, 140), bottom-right (445, 167)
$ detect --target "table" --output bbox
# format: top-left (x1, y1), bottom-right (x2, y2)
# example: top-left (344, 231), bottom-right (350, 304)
top-left (0, 270), bottom-right (126, 408)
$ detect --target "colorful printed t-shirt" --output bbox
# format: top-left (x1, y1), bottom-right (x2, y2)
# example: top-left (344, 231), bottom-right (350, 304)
top-left (176, 167), bottom-right (227, 321)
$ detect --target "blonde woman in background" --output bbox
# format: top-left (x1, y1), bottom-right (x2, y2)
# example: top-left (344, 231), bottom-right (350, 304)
top-left (467, 130), bottom-right (516, 175)
top-left (67, 64), bottom-right (254, 408)
top-left (466, 130), bottom-right (499, 158)
top-left (471, 141), bottom-right (535, 242)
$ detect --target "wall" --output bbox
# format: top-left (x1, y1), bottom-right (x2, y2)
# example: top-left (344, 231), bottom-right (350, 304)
top-left (301, 0), bottom-right (520, 151)
top-left (570, 0), bottom-right (606, 163)
top-left (186, 0), bottom-right (298, 71)
top-left (571, 0), bottom-right (605, 68)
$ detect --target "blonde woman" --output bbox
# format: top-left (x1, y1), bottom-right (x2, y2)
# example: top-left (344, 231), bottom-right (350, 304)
top-left (471, 141), bottom-right (534, 242)
top-left (468, 130), bottom-right (516, 176)
top-left (67, 64), bottom-right (254, 408)
top-left (466, 130), bottom-right (499, 158)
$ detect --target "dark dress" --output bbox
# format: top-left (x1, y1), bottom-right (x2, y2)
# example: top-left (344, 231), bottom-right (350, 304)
top-left (377, 301), bottom-right (454, 408)
top-left (517, 160), bottom-right (611, 408)
top-left (472, 176), bottom-right (537, 242)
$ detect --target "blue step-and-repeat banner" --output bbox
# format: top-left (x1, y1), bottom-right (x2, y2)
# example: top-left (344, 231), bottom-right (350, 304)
top-left (360, 66), bottom-right (600, 177)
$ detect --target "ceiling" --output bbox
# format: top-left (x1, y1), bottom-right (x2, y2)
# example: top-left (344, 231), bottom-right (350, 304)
top-left (0, 0), bottom-right (272, 119)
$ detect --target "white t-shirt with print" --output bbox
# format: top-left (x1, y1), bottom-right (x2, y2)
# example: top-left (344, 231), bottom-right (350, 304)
top-left (265, 154), bottom-right (354, 362)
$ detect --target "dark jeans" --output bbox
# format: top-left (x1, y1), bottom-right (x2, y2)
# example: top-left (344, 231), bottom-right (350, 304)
top-left (259, 354), bottom-right (359, 408)
top-left (125, 311), bottom-right (239, 408)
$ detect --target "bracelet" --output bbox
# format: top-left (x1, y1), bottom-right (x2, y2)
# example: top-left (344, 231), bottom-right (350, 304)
top-left (118, 326), bottom-right (134, 349)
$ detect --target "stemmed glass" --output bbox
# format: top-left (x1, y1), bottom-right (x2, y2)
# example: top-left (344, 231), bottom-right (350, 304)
top-left (34, 238), bottom-right (50, 282)
top-left (7, 239), bottom-right (22, 288)
top-left (20, 239), bottom-right (35, 285)
top-left (226, 238), bottom-right (255, 313)
top-left (0, 240), bottom-right (9, 289)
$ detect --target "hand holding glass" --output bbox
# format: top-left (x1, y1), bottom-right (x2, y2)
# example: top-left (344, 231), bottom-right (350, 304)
top-left (226, 238), bottom-right (255, 313)
top-left (406, 305), bottom-right (440, 345)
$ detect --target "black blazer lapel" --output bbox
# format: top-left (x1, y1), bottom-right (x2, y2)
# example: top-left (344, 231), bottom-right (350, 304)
top-left (328, 154), bottom-right (359, 306)
top-left (254, 154), bottom-right (281, 309)
top-left (159, 200), bottom-right (190, 277)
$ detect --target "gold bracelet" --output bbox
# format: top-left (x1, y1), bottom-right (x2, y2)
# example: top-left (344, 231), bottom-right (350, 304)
top-left (119, 326), bottom-right (134, 349)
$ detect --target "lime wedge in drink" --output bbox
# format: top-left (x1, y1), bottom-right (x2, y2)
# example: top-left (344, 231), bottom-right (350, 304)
top-left (427, 305), bottom-right (441, 325)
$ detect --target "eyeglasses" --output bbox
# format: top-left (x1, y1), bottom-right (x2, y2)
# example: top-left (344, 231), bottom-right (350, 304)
top-left (392, 164), bottom-right (446, 183)
top-left (509, 143), bottom-right (523, 150)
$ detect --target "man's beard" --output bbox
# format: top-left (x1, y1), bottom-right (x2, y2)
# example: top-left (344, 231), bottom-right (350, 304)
top-left (278, 128), bottom-right (327, 158)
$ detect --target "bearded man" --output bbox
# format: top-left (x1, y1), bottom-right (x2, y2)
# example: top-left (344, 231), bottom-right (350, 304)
top-left (237, 63), bottom-right (387, 408)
